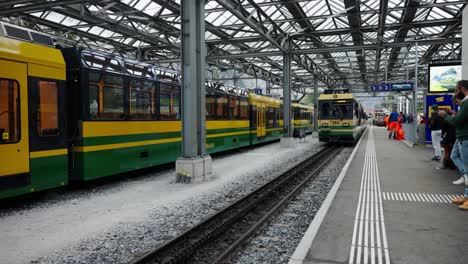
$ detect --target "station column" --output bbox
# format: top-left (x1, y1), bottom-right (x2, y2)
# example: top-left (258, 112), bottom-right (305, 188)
top-left (463, 6), bottom-right (468, 79)
top-left (314, 75), bottom-right (319, 132)
top-left (281, 50), bottom-right (295, 147)
top-left (175, 0), bottom-right (212, 183)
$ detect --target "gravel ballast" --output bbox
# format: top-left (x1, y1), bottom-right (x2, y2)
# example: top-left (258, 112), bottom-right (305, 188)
top-left (229, 147), bottom-right (352, 264)
top-left (0, 136), bottom-right (324, 264)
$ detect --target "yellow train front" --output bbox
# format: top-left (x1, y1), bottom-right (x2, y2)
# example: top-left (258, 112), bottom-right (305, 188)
top-left (318, 92), bottom-right (366, 143)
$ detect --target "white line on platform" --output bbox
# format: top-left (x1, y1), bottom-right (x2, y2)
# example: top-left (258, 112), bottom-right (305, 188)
top-left (381, 192), bottom-right (459, 204)
top-left (349, 128), bottom-right (390, 264)
top-left (288, 129), bottom-right (367, 264)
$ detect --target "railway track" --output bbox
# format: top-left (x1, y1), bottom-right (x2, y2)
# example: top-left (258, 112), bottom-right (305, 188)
top-left (130, 145), bottom-right (343, 264)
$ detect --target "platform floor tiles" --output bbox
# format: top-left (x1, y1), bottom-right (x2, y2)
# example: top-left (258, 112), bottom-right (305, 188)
top-left (298, 127), bottom-right (468, 264)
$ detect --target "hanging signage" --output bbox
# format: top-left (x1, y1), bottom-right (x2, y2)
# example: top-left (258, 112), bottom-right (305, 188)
top-left (253, 88), bottom-right (262, 94)
top-left (371, 82), bottom-right (414, 92)
top-left (391, 82), bottom-right (414, 91)
top-left (370, 83), bottom-right (390, 92)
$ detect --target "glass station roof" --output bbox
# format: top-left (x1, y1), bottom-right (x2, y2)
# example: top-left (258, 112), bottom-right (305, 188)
top-left (0, 0), bottom-right (464, 92)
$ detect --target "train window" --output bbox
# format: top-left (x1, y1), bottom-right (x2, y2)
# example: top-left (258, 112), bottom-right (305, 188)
top-left (239, 98), bottom-right (249, 120)
top-left (266, 107), bottom-right (275, 128)
top-left (319, 100), bottom-right (353, 120)
top-left (160, 83), bottom-right (180, 120)
top-left (216, 95), bottom-right (228, 119)
top-left (0, 79), bottom-right (20, 144)
top-left (229, 96), bottom-right (239, 120)
top-left (250, 105), bottom-right (257, 129)
top-left (82, 52), bottom-right (122, 72)
top-left (320, 102), bottom-right (330, 119)
top-left (125, 63), bottom-right (154, 79)
top-left (88, 72), bottom-right (125, 120)
top-left (293, 107), bottom-right (300, 120)
top-left (206, 94), bottom-right (216, 120)
top-left (37, 80), bottom-right (59, 136)
top-left (274, 108), bottom-right (279, 127)
top-left (130, 80), bottom-right (155, 120)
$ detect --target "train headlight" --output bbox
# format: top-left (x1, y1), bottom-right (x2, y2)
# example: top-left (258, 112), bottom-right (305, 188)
top-left (343, 123), bottom-right (349, 127)
top-left (322, 123), bottom-right (328, 127)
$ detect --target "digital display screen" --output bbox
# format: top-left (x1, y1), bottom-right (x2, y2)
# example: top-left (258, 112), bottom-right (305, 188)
top-left (429, 64), bottom-right (461, 93)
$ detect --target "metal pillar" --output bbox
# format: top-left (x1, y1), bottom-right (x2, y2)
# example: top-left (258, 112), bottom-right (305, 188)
top-left (233, 69), bottom-right (239, 87)
top-left (411, 42), bottom-right (419, 143)
top-left (413, 43), bottom-right (419, 116)
top-left (281, 51), bottom-right (295, 147)
top-left (176, 0), bottom-right (211, 182)
top-left (313, 76), bottom-right (319, 132)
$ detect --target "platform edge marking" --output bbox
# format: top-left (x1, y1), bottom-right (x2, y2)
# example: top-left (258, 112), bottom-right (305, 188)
top-left (288, 129), bottom-right (367, 264)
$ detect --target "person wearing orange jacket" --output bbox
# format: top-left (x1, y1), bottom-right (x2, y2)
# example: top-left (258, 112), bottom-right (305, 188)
top-left (384, 115), bottom-right (389, 129)
top-left (388, 110), bottom-right (399, 139)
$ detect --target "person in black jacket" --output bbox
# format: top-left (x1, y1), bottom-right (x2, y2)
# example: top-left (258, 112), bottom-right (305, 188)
top-left (439, 110), bottom-right (457, 169)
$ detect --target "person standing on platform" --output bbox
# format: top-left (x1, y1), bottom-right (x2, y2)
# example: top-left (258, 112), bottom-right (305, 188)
top-left (388, 109), bottom-right (399, 139)
top-left (400, 112), bottom-right (407, 123)
top-left (439, 110), bottom-right (456, 169)
top-left (450, 80), bottom-right (468, 210)
top-left (428, 105), bottom-right (444, 161)
top-left (384, 114), bottom-right (389, 130)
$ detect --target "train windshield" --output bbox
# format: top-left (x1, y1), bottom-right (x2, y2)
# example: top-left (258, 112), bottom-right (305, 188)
top-left (319, 100), bottom-right (353, 120)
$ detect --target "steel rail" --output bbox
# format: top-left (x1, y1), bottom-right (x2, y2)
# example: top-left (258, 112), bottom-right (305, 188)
top-left (130, 145), bottom-right (343, 264)
top-left (212, 146), bottom-right (343, 264)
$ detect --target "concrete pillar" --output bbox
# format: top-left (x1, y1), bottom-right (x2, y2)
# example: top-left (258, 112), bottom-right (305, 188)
top-left (281, 51), bottom-right (295, 147)
top-left (463, 7), bottom-right (468, 79)
top-left (175, 0), bottom-right (212, 183)
top-left (313, 76), bottom-right (319, 132)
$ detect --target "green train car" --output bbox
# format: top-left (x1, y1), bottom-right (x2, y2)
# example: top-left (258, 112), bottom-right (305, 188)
top-left (0, 27), bottom-right (315, 199)
top-left (318, 90), bottom-right (367, 143)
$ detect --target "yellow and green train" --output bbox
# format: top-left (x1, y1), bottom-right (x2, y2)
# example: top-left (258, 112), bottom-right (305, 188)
top-left (0, 27), bottom-right (314, 199)
top-left (318, 91), bottom-right (367, 143)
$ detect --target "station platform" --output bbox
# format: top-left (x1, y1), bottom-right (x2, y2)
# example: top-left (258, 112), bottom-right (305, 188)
top-left (290, 127), bottom-right (468, 264)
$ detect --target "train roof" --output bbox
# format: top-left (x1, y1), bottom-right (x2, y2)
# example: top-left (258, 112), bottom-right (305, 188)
top-left (0, 36), bottom-right (65, 71)
top-left (292, 103), bottom-right (314, 110)
top-left (60, 47), bottom-right (179, 83)
top-left (249, 93), bottom-right (282, 106)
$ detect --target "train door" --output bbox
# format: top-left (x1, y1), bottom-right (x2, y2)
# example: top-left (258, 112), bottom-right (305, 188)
top-left (28, 78), bottom-right (67, 152)
top-left (257, 106), bottom-right (266, 137)
top-left (0, 59), bottom-right (30, 189)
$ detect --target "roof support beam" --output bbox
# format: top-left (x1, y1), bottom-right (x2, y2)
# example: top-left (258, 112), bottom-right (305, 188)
top-left (386, 0), bottom-right (420, 78)
top-left (156, 38), bottom-right (461, 61)
top-left (284, 1), bottom-right (347, 86)
top-left (215, 0), bottom-right (337, 87)
top-left (0, 0), bottom-right (112, 16)
top-left (374, 0), bottom-right (389, 83)
top-left (344, 0), bottom-right (367, 84)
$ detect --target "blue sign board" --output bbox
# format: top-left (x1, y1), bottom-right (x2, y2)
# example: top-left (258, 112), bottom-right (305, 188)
top-left (371, 83), bottom-right (390, 92)
top-left (253, 88), bottom-right (262, 95)
top-left (391, 82), bottom-right (414, 91)
top-left (425, 94), bottom-right (454, 143)
top-left (381, 83), bottom-right (391, 91)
